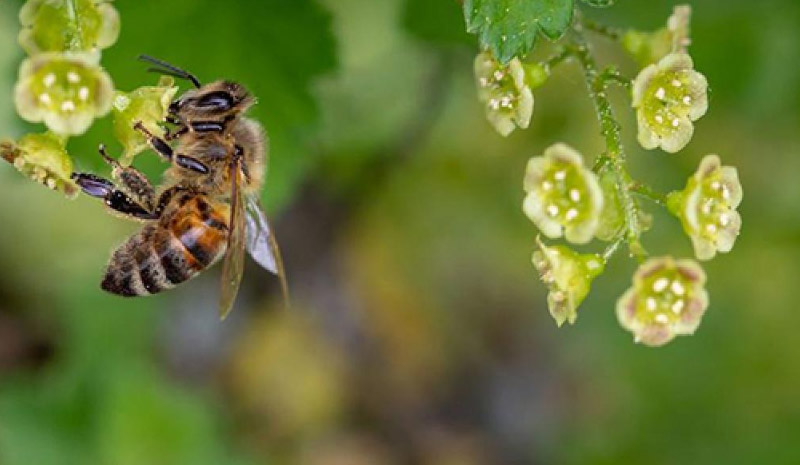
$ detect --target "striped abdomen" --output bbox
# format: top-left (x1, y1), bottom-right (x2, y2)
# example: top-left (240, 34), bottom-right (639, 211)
top-left (101, 195), bottom-right (229, 296)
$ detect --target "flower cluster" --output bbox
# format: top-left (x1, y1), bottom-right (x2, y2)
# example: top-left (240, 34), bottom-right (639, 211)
top-left (668, 154), bottom-right (743, 260)
top-left (523, 144), bottom-right (603, 244)
top-left (112, 76), bottom-right (179, 164)
top-left (474, 51), bottom-right (534, 137)
top-left (632, 53), bottom-right (708, 153)
top-left (617, 256), bottom-right (708, 346)
top-left (5, 0), bottom-right (121, 199)
top-left (501, 5), bottom-right (743, 347)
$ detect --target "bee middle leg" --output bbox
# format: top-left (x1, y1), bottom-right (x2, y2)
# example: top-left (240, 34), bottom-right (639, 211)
top-left (71, 172), bottom-right (158, 220)
top-left (133, 121), bottom-right (208, 174)
top-left (99, 145), bottom-right (156, 210)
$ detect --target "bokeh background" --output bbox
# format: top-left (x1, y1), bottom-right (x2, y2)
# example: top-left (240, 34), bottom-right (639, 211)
top-left (0, 0), bottom-right (798, 463)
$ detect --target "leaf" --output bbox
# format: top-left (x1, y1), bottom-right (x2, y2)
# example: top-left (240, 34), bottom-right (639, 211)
top-left (581, 0), bottom-right (615, 7)
top-left (463, 0), bottom-right (575, 64)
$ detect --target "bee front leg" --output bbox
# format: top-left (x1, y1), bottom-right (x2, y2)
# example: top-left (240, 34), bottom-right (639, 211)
top-left (133, 121), bottom-right (208, 174)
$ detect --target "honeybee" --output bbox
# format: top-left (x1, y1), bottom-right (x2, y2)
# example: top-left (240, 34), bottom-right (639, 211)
top-left (72, 55), bottom-right (288, 319)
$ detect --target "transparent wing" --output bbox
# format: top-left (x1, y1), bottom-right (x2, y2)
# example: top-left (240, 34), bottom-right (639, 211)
top-left (219, 162), bottom-right (247, 320)
top-left (245, 196), bottom-right (290, 306)
top-left (245, 196), bottom-right (277, 273)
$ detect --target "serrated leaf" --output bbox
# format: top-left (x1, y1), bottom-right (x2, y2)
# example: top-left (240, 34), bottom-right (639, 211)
top-left (463, 0), bottom-right (574, 63)
top-left (581, 0), bottom-right (615, 7)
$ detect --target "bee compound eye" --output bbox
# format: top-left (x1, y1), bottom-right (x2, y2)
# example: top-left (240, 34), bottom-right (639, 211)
top-left (195, 91), bottom-right (234, 111)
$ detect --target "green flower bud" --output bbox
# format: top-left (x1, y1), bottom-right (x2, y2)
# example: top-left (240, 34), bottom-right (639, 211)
top-left (616, 256), bottom-right (708, 347)
top-left (474, 51), bottom-right (534, 137)
top-left (112, 76), bottom-right (179, 164)
top-left (622, 5), bottom-right (692, 67)
top-left (533, 237), bottom-right (605, 327)
top-left (632, 53), bottom-right (708, 153)
top-left (14, 52), bottom-right (114, 136)
top-left (0, 132), bottom-right (78, 198)
top-left (523, 143), bottom-right (603, 244)
top-left (19, 0), bottom-right (120, 55)
top-left (667, 154), bottom-right (743, 260)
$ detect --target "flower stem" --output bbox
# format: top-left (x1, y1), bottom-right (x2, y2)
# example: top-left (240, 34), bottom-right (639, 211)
top-left (572, 21), bottom-right (646, 261)
top-left (629, 182), bottom-right (667, 206)
top-left (582, 18), bottom-right (624, 41)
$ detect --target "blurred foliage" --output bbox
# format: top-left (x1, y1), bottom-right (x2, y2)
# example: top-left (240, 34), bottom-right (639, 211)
top-left (1, 0), bottom-right (800, 464)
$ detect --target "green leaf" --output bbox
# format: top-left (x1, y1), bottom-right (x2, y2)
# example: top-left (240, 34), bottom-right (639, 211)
top-left (581, 0), bottom-right (615, 7)
top-left (463, 0), bottom-right (575, 64)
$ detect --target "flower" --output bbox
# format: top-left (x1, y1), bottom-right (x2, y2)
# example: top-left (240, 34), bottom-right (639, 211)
top-left (632, 53), bottom-right (708, 153)
top-left (14, 52), bottom-right (114, 136)
top-left (113, 76), bottom-right (179, 164)
top-left (667, 154), bottom-right (743, 260)
top-left (533, 237), bottom-right (605, 327)
top-left (622, 5), bottom-right (692, 67)
top-left (474, 51), bottom-right (534, 137)
top-left (523, 143), bottom-right (603, 244)
top-left (0, 132), bottom-right (78, 198)
top-left (18, 0), bottom-right (120, 55)
top-left (616, 256), bottom-right (708, 347)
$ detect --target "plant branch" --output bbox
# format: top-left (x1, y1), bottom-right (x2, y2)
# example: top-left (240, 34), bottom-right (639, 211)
top-left (629, 182), bottom-right (667, 206)
top-left (571, 21), bottom-right (646, 260)
top-left (582, 18), bottom-right (624, 41)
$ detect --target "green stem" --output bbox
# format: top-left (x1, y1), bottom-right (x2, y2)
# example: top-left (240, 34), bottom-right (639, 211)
top-left (65, 0), bottom-right (83, 51)
top-left (572, 22), bottom-right (646, 261)
top-left (582, 18), bottom-right (624, 41)
top-left (629, 182), bottom-right (667, 206)
top-left (602, 234), bottom-right (626, 261)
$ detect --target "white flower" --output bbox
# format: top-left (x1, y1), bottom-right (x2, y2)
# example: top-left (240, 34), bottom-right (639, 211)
top-left (632, 53), bottom-right (708, 153)
top-left (523, 143), bottom-right (603, 244)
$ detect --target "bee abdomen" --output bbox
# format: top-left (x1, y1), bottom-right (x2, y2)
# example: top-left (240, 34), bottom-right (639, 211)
top-left (102, 226), bottom-right (184, 296)
top-left (100, 196), bottom-right (228, 297)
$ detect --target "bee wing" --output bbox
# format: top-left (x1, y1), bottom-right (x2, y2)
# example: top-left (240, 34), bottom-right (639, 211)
top-left (219, 162), bottom-right (247, 320)
top-left (245, 196), bottom-right (290, 306)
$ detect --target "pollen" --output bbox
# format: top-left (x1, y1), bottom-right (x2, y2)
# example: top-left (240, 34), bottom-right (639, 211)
top-left (569, 188), bottom-right (581, 202)
top-left (653, 277), bottom-right (669, 293)
top-left (67, 71), bottom-right (81, 83)
top-left (78, 86), bottom-right (90, 101)
top-left (61, 100), bottom-right (76, 112)
top-left (565, 208), bottom-right (578, 221)
top-left (547, 204), bottom-right (560, 217)
top-left (43, 73), bottom-right (56, 87)
top-left (671, 280), bottom-right (685, 296)
top-left (38, 92), bottom-right (52, 105)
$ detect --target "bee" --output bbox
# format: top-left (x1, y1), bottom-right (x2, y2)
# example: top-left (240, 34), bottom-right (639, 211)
top-left (71, 55), bottom-right (288, 319)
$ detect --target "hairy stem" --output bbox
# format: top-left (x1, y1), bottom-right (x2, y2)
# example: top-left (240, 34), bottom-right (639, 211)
top-left (629, 182), bottom-right (667, 206)
top-left (572, 22), bottom-right (646, 260)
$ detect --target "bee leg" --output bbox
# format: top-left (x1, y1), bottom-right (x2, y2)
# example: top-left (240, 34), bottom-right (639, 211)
top-left (98, 145), bottom-right (156, 210)
top-left (71, 172), bottom-right (158, 220)
top-left (132, 121), bottom-right (208, 174)
top-left (133, 121), bottom-right (174, 161)
top-left (164, 125), bottom-right (188, 141)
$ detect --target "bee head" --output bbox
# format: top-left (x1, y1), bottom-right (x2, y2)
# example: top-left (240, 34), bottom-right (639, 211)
top-left (169, 81), bottom-right (254, 119)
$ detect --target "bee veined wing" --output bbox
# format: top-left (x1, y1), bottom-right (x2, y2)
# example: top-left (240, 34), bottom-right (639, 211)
top-left (219, 164), bottom-right (247, 320)
top-left (245, 195), bottom-right (290, 306)
top-left (244, 196), bottom-right (278, 274)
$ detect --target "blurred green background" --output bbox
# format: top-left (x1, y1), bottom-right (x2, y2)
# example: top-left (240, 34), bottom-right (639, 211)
top-left (0, 0), bottom-right (799, 464)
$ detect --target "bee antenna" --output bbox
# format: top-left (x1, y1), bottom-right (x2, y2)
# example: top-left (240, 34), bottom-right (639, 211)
top-left (138, 54), bottom-right (202, 88)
